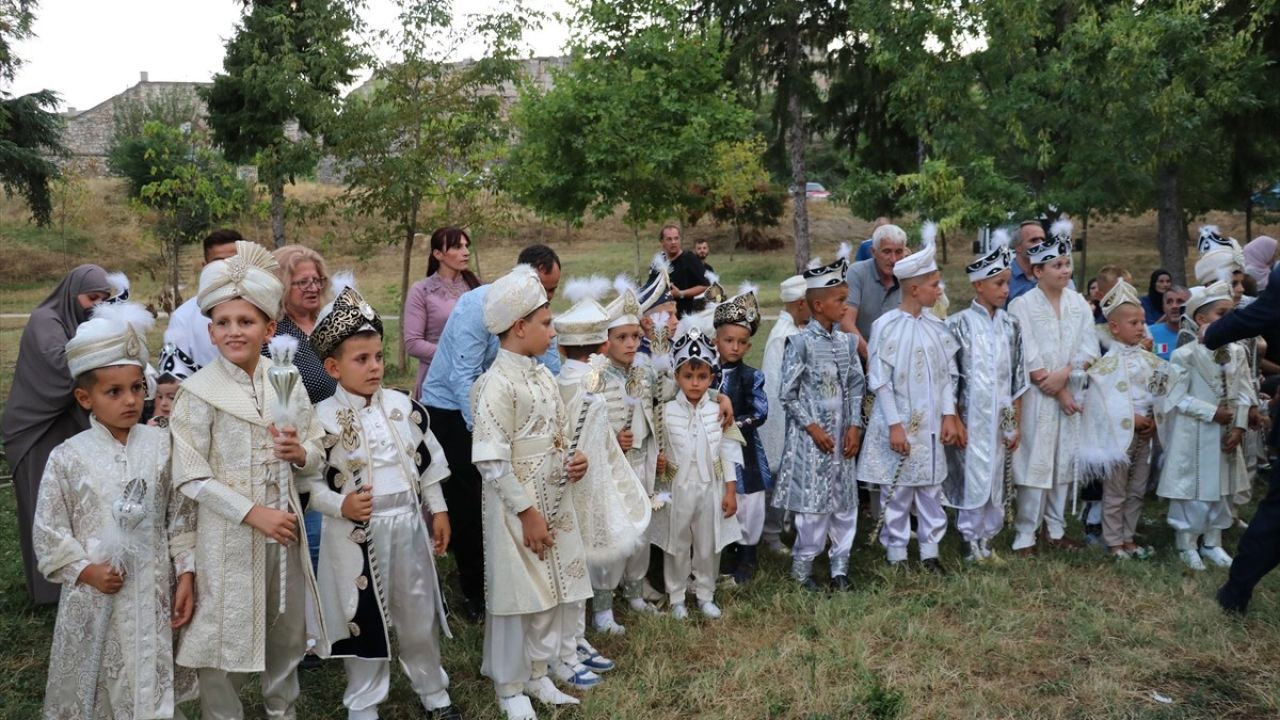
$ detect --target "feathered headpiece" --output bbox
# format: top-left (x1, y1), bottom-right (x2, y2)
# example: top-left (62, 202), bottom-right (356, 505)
top-left (310, 273), bottom-right (384, 359)
top-left (65, 301), bottom-right (156, 379)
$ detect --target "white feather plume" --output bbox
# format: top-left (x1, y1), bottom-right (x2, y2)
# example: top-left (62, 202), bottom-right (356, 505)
top-left (837, 241), bottom-right (853, 261)
top-left (564, 275), bottom-right (610, 303)
top-left (1217, 266), bottom-right (1235, 286)
top-left (921, 221), bottom-right (938, 249)
top-left (990, 228), bottom-right (1012, 250)
top-left (737, 281), bottom-right (759, 298)
top-left (704, 270), bottom-right (720, 286)
top-left (105, 271), bottom-right (130, 297)
top-left (267, 334), bottom-right (300, 365)
top-left (807, 256), bottom-right (823, 270)
top-left (650, 252), bottom-right (672, 275)
top-left (1201, 224), bottom-right (1220, 239)
top-left (329, 270), bottom-right (357, 299)
top-left (91, 300), bottom-right (155, 336)
top-left (613, 273), bottom-right (638, 298)
top-left (1050, 217), bottom-right (1074, 242)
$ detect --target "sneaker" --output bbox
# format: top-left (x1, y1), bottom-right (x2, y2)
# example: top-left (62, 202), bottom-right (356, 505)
top-left (576, 641), bottom-right (616, 672)
top-left (977, 538), bottom-right (994, 559)
top-left (550, 660), bottom-right (600, 690)
top-left (426, 705), bottom-right (464, 720)
top-left (524, 676), bottom-right (579, 706)
top-left (1128, 545), bottom-right (1153, 560)
top-left (592, 610), bottom-right (625, 635)
top-left (498, 694), bottom-right (536, 720)
top-left (763, 536), bottom-right (790, 555)
top-left (1200, 546), bottom-right (1234, 568)
top-left (670, 603), bottom-right (689, 620)
top-left (1180, 549), bottom-right (1206, 571)
top-left (798, 576), bottom-right (823, 592)
top-left (961, 541), bottom-right (978, 563)
top-left (627, 597), bottom-right (659, 614)
top-left (699, 601), bottom-right (722, 619)
top-left (921, 558), bottom-right (947, 576)
top-left (831, 574), bottom-right (853, 592)
top-left (1084, 525), bottom-right (1103, 547)
top-left (1108, 547), bottom-right (1131, 560)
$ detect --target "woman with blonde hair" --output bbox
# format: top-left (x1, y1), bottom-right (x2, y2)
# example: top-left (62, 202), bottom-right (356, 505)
top-left (269, 244), bottom-right (337, 403)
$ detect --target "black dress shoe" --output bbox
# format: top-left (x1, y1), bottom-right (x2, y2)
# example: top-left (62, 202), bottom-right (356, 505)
top-left (298, 652), bottom-right (323, 670)
top-left (459, 598), bottom-right (486, 624)
top-left (427, 705), bottom-right (464, 720)
top-left (831, 575), bottom-right (853, 592)
top-left (921, 558), bottom-right (947, 576)
top-left (799, 576), bottom-right (823, 592)
top-left (1217, 585), bottom-right (1248, 616)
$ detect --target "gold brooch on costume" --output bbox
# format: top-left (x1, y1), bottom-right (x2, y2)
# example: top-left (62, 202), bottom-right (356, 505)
top-left (337, 408), bottom-right (361, 451)
top-left (1148, 367), bottom-right (1170, 397)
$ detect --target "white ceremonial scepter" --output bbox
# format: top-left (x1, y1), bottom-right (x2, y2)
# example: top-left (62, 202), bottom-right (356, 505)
top-left (266, 335), bottom-right (301, 614)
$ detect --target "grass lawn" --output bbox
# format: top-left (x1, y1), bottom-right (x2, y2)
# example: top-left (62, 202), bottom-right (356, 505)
top-left (3, 180), bottom-right (1280, 718)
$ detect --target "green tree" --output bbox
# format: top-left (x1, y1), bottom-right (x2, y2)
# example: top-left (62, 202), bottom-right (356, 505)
top-left (130, 122), bottom-right (249, 302)
top-left (203, 0), bottom-right (367, 248)
top-left (703, 136), bottom-right (777, 252)
top-left (0, 0), bottom-right (64, 226)
top-left (332, 0), bottom-right (533, 368)
top-left (504, 0), bottom-right (753, 273)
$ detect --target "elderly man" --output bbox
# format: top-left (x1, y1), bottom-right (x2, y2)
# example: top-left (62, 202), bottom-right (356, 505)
top-left (652, 224), bottom-right (709, 317)
top-left (421, 243), bottom-right (562, 622)
top-left (1008, 220), bottom-right (1076, 303)
top-left (854, 217), bottom-right (891, 262)
top-left (841, 223), bottom-right (907, 352)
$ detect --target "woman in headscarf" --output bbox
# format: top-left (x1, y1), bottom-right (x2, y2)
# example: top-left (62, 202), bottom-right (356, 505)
top-left (1, 265), bottom-right (112, 604)
top-left (1141, 269), bottom-right (1172, 324)
top-left (1244, 236), bottom-right (1277, 292)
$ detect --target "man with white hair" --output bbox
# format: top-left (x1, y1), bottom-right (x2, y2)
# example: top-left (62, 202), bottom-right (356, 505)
top-left (841, 223), bottom-right (907, 351)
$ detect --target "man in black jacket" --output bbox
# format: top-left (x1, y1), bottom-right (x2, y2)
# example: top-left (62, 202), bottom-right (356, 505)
top-left (1205, 265), bottom-right (1280, 614)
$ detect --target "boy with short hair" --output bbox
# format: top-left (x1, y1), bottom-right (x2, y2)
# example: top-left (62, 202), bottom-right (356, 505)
top-left (169, 240), bottom-right (328, 719)
top-left (759, 275), bottom-right (809, 554)
top-left (1080, 280), bottom-right (1171, 559)
top-left (1158, 282), bottom-right (1248, 570)
top-left (306, 280), bottom-right (462, 720)
top-left (859, 228), bottom-right (962, 572)
top-left (651, 326), bottom-right (742, 619)
top-left (471, 265), bottom-right (593, 720)
top-left (34, 302), bottom-right (198, 719)
top-left (771, 258), bottom-right (865, 591)
top-left (943, 236), bottom-right (1027, 562)
top-left (713, 287), bottom-right (771, 584)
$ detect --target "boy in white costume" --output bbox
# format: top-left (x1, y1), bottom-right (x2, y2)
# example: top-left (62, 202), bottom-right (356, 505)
top-left (471, 265), bottom-right (592, 720)
top-left (306, 280), bottom-right (462, 720)
top-left (771, 258), bottom-right (864, 591)
top-left (1158, 282), bottom-right (1249, 570)
top-left (759, 275), bottom-right (809, 554)
top-left (650, 326), bottom-right (743, 619)
top-left (169, 240), bottom-right (328, 720)
top-left (1007, 228), bottom-right (1101, 555)
top-left (943, 236), bottom-right (1027, 562)
top-left (34, 302), bottom-right (198, 719)
top-left (1079, 280), bottom-right (1171, 560)
top-left (859, 225), bottom-right (962, 572)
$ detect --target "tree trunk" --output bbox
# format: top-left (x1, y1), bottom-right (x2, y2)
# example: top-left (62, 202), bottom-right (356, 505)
top-left (170, 235), bottom-right (182, 309)
top-left (1080, 212), bottom-right (1090, 288)
top-left (1245, 195), bottom-right (1254, 242)
top-left (787, 87), bottom-right (809, 272)
top-left (633, 225), bottom-right (642, 278)
top-left (939, 228), bottom-right (947, 265)
top-left (1156, 164), bottom-right (1188, 286)
top-left (399, 205), bottom-right (419, 373)
top-left (269, 178), bottom-right (286, 249)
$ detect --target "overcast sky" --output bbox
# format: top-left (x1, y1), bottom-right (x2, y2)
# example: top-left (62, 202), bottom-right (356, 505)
top-left (9, 0), bottom-right (571, 112)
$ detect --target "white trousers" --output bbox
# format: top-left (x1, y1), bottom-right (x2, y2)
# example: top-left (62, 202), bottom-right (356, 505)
top-left (1013, 483), bottom-right (1071, 550)
top-left (664, 509), bottom-right (720, 606)
top-left (792, 509), bottom-right (858, 576)
top-left (343, 497), bottom-right (451, 719)
top-left (198, 543), bottom-right (307, 720)
top-left (589, 542), bottom-right (648, 610)
top-left (878, 485), bottom-right (947, 561)
top-left (1168, 498), bottom-right (1233, 549)
top-left (482, 603), bottom-right (578, 698)
top-left (736, 491), bottom-right (766, 545)
top-left (956, 498), bottom-right (1004, 544)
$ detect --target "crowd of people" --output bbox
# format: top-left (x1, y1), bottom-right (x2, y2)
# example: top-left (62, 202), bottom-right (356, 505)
top-left (1, 218), bottom-right (1278, 720)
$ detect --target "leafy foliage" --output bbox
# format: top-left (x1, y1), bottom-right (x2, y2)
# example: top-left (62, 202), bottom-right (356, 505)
top-left (0, 1), bottom-right (63, 226)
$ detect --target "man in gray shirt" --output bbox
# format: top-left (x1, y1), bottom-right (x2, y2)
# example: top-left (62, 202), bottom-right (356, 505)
top-left (841, 223), bottom-right (907, 356)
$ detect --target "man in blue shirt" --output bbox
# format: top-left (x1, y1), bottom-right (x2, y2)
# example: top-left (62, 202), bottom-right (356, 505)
top-left (1147, 285), bottom-right (1188, 360)
top-left (1008, 220), bottom-right (1075, 304)
top-left (421, 244), bottom-right (562, 621)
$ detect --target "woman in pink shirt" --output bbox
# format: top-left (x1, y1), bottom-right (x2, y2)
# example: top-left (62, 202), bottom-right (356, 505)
top-left (404, 227), bottom-right (482, 398)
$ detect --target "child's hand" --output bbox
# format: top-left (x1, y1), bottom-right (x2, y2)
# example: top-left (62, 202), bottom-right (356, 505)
top-left (244, 505), bottom-right (298, 545)
top-left (941, 415), bottom-right (965, 448)
top-left (722, 486), bottom-right (738, 518)
top-left (342, 487), bottom-right (373, 523)
top-left (1140, 336), bottom-right (1154, 352)
top-left (717, 395), bottom-right (735, 429)
top-left (269, 425), bottom-right (307, 465)
top-left (807, 423), bottom-right (835, 454)
top-left (656, 452), bottom-right (668, 476)
top-left (171, 572), bottom-right (195, 629)
top-left (1223, 427), bottom-right (1245, 452)
top-left (1134, 415), bottom-right (1155, 439)
top-left (566, 451), bottom-right (588, 483)
top-left (78, 563), bottom-right (124, 594)
top-left (1213, 406), bottom-right (1234, 426)
top-left (1005, 428), bottom-right (1021, 452)
top-left (518, 508), bottom-right (554, 560)
top-left (1055, 390), bottom-right (1079, 416)
top-left (617, 429), bottom-right (634, 452)
top-left (1038, 367), bottom-right (1070, 396)
top-left (1249, 406), bottom-right (1263, 430)
top-left (842, 426), bottom-right (862, 459)
top-left (431, 512), bottom-right (451, 556)
top-left (889, 423), bottom-right (910, 456)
